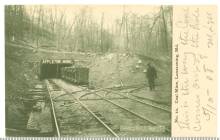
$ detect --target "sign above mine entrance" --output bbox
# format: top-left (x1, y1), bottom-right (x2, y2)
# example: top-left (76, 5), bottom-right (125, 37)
top-left (41, 59), bottom-right (74, 64)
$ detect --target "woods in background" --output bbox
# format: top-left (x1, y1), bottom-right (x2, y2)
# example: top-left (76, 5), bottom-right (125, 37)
top-left (5, 5), bottom-right (172, 58)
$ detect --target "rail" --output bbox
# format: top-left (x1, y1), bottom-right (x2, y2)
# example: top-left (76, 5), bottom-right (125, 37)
top-left (94, 92), bottom-right (170, 133)
top-left (45, 80), bottom-right (61, 137)
top-left (104, 89), bottom-right (171, 113)
top-left (48, 80), bottom-right (119, 137)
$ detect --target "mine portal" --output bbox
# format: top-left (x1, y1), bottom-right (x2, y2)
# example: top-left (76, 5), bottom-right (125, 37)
top-left (39, 59), bottom-right (74, 79)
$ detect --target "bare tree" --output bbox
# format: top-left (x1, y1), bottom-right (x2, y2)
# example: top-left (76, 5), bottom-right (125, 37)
top-left (160, 6), bottom-right (169, 53)
top-left (100, 13), bottom-right (104, 52)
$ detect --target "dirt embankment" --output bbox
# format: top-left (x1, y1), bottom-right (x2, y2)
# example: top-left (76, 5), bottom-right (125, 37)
top-left (89, 53), bottom-right (172, 105)
top-left (89, 53), bottom-right (171, 89)
top-left (6, 45), bottom-right (40, 131)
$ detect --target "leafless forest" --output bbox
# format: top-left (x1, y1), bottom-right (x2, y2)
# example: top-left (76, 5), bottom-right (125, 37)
top-left (5, 5), bottom-right (172, 58)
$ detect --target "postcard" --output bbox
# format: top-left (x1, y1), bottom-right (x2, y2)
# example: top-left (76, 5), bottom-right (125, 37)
top-left (4, 5), bottom-right (218, 137)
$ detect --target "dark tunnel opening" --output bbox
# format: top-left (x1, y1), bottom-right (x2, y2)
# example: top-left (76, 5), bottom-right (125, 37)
top-left (39, 60), bottom-right (74, 80)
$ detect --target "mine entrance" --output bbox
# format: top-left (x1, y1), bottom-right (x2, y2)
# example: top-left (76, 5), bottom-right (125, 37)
top-left (40, 59), bottom-right (74, 79)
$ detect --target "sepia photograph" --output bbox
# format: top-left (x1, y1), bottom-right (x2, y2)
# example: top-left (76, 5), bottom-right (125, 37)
top-left (5, 5), bottom-right (172, 137)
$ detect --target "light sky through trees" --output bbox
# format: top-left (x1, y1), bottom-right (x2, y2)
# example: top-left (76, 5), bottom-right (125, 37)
top-left (25, 5), bottom-right (160, 29)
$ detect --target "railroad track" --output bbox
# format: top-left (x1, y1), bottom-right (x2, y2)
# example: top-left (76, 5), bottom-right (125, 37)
top-left (45, 80), bottom-right (119, 137)
top-left (96, 89), bottom-right (171, 113)
top-left (45, 80), bottom-right (61, 137)
top-left (108, 86), bottom-right (171, 110)
top-left (45, 79), bottom-right (170, 137)
top-left (129, 93), bottom-right (171, 107)
top-left (92, 92), bottom-right (171, 133)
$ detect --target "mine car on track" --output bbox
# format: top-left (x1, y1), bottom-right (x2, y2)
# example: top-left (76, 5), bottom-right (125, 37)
top-left (60, 66), bottom-right (89, 85)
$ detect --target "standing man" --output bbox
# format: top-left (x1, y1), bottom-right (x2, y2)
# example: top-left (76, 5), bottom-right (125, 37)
top-left (146, 63), bottom-right (157, 91)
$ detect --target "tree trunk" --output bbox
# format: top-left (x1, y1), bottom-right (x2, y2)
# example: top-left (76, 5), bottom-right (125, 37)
top-left (160, 6), bottom-right (169, 53)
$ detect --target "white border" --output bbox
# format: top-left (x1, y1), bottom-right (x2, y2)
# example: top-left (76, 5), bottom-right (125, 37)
top-left (217, 2), bottom-right (220, 137)
top-left (0, 0), bottom-right (220, 5)
top-left (0, 0), bottom-right (219, 138)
